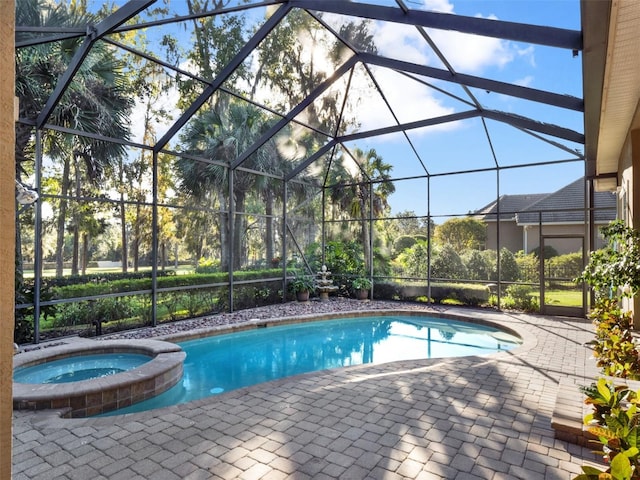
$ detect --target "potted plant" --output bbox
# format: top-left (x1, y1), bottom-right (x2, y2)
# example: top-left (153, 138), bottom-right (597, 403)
top-left (288, 275), bottom-right (315, 302)
top-left (351, 277), bottom-right (372, 300)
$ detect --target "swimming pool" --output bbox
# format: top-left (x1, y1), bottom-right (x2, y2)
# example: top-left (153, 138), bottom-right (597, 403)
top-left (103, 314), bottom-right (521, 415)
top-left (13, 340), bottom-right (186, 417)
top-left (14, 353), bottom-right (151, 384)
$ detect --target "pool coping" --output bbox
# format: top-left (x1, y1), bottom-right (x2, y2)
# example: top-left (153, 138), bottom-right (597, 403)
top-left (96, 307), bottom-right (537, 421)
top-left (14, 307), bottom-right (537, 420)
top-left (13, 339), bottom-right (186, 417)
top-left (154, 307), bottom-right (530, 350)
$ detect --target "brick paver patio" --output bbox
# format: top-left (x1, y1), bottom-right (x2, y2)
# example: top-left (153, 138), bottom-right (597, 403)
top-left (13, 305), bottom-right (603, 479)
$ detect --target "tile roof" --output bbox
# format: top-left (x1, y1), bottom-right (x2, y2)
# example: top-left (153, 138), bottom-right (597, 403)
top-left (475, 193), bottom-right (549, 221)
top-left (474, 178), bottom-right (617, 224)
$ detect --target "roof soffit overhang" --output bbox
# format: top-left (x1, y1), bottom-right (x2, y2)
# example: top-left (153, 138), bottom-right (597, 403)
top-left (584, 0), bottom-right (640, 191)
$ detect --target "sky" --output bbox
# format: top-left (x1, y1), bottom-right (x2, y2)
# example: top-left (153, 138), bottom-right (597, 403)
top-left (319, 0), bottom-right (584, 218)
top-left (79, 0), bottom-right (585, 222)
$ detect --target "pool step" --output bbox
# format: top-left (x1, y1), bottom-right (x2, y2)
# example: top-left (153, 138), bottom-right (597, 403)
top-left (551, 377), bottom-right (597, 447)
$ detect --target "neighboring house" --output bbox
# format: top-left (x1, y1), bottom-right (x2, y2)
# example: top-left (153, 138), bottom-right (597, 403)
top-left (474, 179), bottom-right (617, 254)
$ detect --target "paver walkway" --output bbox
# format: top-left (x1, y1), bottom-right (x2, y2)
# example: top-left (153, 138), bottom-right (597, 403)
top-left (13, 304), bottom-right (603, 479)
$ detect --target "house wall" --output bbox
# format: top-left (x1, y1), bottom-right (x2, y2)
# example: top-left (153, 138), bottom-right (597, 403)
top-left (619, 127), bottom-right (640, 324)
top-left (522, 224), bottom-right (585, 254)
top-left (0, 4), bottom-right (14, 478)
top-left (485, 220), bottom-right (523, 253)
top-left (523, 224), bottom-right (608, 255)
top-left (486, 220), bottom-right (605, 255)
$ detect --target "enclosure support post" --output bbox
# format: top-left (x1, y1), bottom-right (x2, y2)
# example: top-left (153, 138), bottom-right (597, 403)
top-left (496, 169), bottom-right (501, 308)
top-left (151, 150), bottom-right (158, 327)
top-left (587, 177), bottom-right (594, 257)
top-left (282, 181), bottom-right (288, 302)
top-left (321, 187), bottom-right (326, 266)
top-left (228, 168), bottom-right (234, 312)
top-left (426, 176), bottom-right (431, 304)
top-left (368, 181), bottom-right (374, 297)
top-left (33, 129), bottom-right (43, 343)
top-left (538, 211), bottom-right (544, 308)
top-left (586, 178), bottom-right (593, 311)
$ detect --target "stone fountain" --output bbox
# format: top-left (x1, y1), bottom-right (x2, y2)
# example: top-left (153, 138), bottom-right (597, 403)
top-left (316, 265), bottom-right (338, 301)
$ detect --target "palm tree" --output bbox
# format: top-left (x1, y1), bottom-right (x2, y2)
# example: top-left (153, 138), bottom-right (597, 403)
top-left (177, 101), bottom-right (279, 270)
top-left (327, 147), bottom-right (395, 273)
top-left (16, 0), bottom-right (132, 277)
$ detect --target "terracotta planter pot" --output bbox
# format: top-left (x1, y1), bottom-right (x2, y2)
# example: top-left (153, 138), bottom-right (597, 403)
top-left (355, 289), bottom-right (369, 300)
top-left (296, 291), bottom-right (310, 302)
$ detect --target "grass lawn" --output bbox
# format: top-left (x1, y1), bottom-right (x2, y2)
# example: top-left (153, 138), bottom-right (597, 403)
top-left (543, 289), bottom-right (584, 307)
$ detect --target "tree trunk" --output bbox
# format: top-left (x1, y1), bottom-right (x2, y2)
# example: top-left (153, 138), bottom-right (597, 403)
top-left (81, 233), bottom-right (88, 275)
top-left (55, 157), bottom-right (71, 277)
top-left (218, 187), bottom-right (229, 272)
top-left (362, 220), bottom-right (371, 273)
top-left (133, 204), bottom-right (140, 272)
top-left (233, 192), bottom-right (246, 271)
top-left (120, 199), bottom-right (127, 272)
top-left (119, 163), bottom-right (128, 273)
top-left (71, 224), bottom-right (79, 275)
top-left (71, 157), bottom-right (81, 275)
top-left (194, 235), bottom-right (203, 268)
top-left (360, 192), bottom-right (371, 273)
top-left (265, 189), bottom-right (274, 264)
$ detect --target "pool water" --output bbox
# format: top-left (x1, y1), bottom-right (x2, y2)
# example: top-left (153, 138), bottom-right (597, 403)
top-left (14, 353), bottom-right (152, 384)
top-left (102, 315), bottom-right (520, 415)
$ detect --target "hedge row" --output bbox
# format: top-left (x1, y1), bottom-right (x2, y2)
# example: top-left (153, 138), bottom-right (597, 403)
top-left (49, 269), bottom-right (284, 299)
top-left (25, 274), bottom-right (493, 343)
top-left (374, 282), bottom-right (489, 306)
top-left (37, 278), bottom-right (285, 341)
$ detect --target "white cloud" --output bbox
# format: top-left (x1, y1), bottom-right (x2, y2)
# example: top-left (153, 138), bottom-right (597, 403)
top-left (372, 21), bottom-right (430, 66)
top-left (356, 67), bottom-right (456, 133)
top-left (514, 75), bottom-right (534, 87)
top-left (372, 3), bottom-right (518, 74)
top-left (357, 1), bottom-right (520, 137)
top-left (427, 15), bottom-right (514, 73)
top-left (517, 45), bottom-right (536, 67)
top-left (422, 0), bottom-right (455, 14)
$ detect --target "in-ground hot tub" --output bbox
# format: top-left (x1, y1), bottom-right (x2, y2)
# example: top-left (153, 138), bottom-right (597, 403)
top-left (13, 340), bottom-right (185, 417)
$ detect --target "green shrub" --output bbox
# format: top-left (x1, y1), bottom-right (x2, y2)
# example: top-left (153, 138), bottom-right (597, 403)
top-left (395, 241), bottom-right (429, 278)
top-left (49, 296), bottom-right (146, 330)
top-left (578, 220), bottom-right (640, 299)
top-left (49, 269), bottom-right (283, 300)
top-left (38, 270), bottom-right (284, 340)
top-left (430, 283), bottom-right (488, 306)
top-left (393, 235), bottom-right (418, 256)
top-left (195, 257), bottom-right (220, 273)
top-left (497, 248), bottom-right (520, 282)
top-left (31, 270), bottom-right (176, 290)
top-left (15, 279), bottom-right (54, 344)
top-left (374, 281), bottom-right (488, 306)
top-left (575, 379), bottom-right (640, 479)
top-left (589, 298), bottom-right (640, 379)
top-left (530, 245), bottom-right (558, 259)
top-left (515, 251), bottom-right (539, 283)
top-left (546, 252), bottom-right (583, 280)
top-left (234, 284), bottom-right (282, 310)
top-left (501, 284), bottom-right (538, 312)
top-left (431, 245), bottom-right (467, 280)
top-left (463, 249), bottom-right (492, 281)
top-left (373, 281), bottom-right (402, 300)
